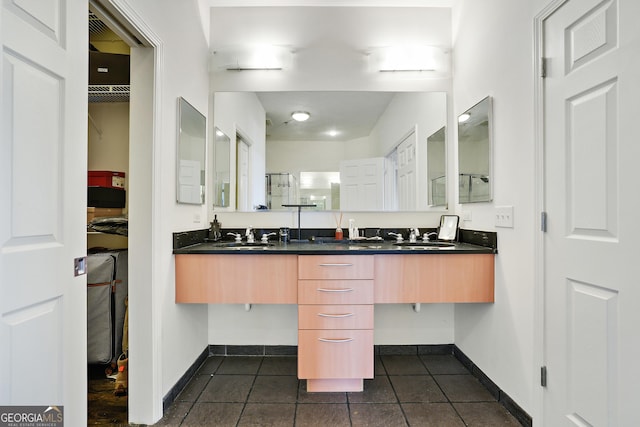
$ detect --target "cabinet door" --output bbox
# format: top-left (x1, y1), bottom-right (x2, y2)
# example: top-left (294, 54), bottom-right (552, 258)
top-left (175, 254), bottom-right (297, 303)
top-left (298, 329), bottom-right (373, 379)
top-left (374, 254), bottom-right (494, 303)
top-left (298, 305), bottom-right (374, 330)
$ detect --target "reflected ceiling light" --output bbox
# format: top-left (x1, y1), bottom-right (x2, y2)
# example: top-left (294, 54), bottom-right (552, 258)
top-left (291, 111), bottom-right (310, 122)
top-left (458, 113), bottom-right (471, 123)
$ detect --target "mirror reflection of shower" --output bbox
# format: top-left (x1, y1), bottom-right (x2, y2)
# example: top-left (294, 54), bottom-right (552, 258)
top-left (458, 96), bottom-right (493, 203)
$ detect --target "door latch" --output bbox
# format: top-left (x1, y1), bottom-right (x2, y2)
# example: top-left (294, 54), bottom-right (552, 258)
top-left (74, 256), bottom-right (87, 276)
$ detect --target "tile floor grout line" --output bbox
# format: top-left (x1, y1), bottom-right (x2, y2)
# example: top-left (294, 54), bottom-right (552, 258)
top-left (176, 357), bottom-right (220, 426)
top-left (429, 368), bottom-right (471, 426)
top-left (374, 357), bottom-right (411, 426)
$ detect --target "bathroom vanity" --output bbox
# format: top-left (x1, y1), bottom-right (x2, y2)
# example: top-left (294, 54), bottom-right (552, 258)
top-left (174, 238), bottom-right (495, 392)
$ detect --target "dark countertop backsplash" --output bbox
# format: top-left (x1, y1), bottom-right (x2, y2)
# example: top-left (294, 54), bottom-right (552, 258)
top-left (173, 227), bottom-right (497, 253)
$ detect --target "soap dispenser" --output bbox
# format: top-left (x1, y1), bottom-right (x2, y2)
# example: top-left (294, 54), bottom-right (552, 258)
top-left (210, 215), bottom-right (221, 241)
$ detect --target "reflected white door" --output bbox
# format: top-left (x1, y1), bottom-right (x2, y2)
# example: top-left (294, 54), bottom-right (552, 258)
top-left (396, 132), bottom-right (417, 211)
top-left (543, 0), bottom-right (640, 425)
top-left (237, 137), bottom-right (250, 211)
top-left (0, 0), bottom-right (87, 425)
top-left (340, 157), bottom-right (385, 211)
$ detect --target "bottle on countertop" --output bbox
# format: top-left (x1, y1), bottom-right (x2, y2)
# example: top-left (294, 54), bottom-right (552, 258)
top-left (210, 214), bottom-right (221, 241)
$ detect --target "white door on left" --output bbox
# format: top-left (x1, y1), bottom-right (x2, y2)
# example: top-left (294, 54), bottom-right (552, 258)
top-left (1, 0), bottom-right (88, 425)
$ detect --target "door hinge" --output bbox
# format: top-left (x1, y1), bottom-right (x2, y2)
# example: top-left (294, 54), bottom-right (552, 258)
top-left (541, 211), bottom-right (547, 232)
top-left (540, 57), bottom-right (547, 78)
top-left (540, 366), bottom-right (547, 387)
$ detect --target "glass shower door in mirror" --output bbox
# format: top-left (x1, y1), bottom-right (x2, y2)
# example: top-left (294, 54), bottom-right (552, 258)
top-left (458, 96), bottom-right (492, 203)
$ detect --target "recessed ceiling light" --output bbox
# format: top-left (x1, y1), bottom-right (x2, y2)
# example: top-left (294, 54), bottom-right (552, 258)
top-left (291, 111), bottom-right (310, 122)
top-left (328, 130), bottom-right (339, 137)
top-left (458, 113), bottom-right (471, 123)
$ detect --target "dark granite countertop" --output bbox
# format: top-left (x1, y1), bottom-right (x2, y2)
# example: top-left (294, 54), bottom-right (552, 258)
top-left (173, 238), bottom-right (495, 255)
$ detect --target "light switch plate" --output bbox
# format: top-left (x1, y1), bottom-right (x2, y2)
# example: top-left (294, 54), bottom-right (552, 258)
top-left (495, 205), bottom-right (514, 228)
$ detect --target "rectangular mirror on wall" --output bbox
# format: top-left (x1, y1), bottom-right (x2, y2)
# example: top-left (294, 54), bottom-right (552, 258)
top-left (213, 91), bottom-right (448, 212)
top-left (176, 97), bottom-right (206, 204)
top-left (427, 126), bottom-right (446, 206)
top-left (213, 127), bottom-right (230, 207)
top-left (458, 96), bottom-right (492, 203)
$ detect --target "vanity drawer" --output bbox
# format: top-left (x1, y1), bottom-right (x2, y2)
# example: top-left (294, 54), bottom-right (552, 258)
top-left (298, 280), bottom-right (373, 305)
top-left (298, 255), bottom-right (374, 280)
top-left (298, 304), bottom-right (373, 330)
top-left (298, 329), bottom-right (373, 379)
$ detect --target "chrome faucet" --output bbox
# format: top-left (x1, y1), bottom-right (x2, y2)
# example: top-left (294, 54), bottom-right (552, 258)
top-left (227, 232), bottom-right (242, 242)
top-left (245, 226), bottom-right (255, 243)
top-left (423, 231), bottom-right (437, 241)
top-left (409, 228), bottom-right (420, 243)
top-left (388, 232), bottom-right (404, 242)
top-left (261, 232), bottom-right (277, 243)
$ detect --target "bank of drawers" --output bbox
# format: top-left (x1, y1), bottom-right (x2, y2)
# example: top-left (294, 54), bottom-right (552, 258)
top-left (297, 255), bottom-right (374, 387)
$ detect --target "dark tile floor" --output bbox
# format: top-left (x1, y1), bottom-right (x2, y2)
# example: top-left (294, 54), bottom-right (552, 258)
top-left (152, 354), bottom-right (522, 426)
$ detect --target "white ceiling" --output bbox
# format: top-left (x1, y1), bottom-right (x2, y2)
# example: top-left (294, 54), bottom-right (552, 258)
top-left (257, 91), bottom-right (395, 141)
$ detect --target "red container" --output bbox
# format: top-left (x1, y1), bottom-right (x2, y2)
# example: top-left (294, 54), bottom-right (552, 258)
top-left (89, 171), bottom-right (125, 189)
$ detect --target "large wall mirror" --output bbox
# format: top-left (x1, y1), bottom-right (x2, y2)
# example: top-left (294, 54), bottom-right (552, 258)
top-left (212, 127), bottom-right (230, 207)
top-left (176, 97), bottom-right (206, 204)
top-left (458, 96), bottom-right (492, 203)
top-left (212, 91), bottom-right (448, 212)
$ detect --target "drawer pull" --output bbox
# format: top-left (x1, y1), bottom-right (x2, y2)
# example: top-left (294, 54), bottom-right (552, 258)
top-left (318, 312), bottom-right (354, 318)
top-left (318, 263), bottom-right (354, 267)
top-left (317, 287), bottom-right (354, 293)
top-left (318, 337), bottom-right (354, 343)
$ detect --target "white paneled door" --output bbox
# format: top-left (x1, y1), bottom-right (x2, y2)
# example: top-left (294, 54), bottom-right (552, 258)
top-left (1, 0), bottom-right (87, 425)
top-left (396, 131), bottom-right (417, 211)
top-left (340, 157), bottom-right (385, 211)
top-left (543, 0), bottom-right (640, 425)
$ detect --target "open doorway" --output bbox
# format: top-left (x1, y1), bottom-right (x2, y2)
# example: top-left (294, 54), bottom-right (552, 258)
top-left (87, 6), bottom-right (131, 424)
top-left (86, 2), bottom-right (159, 423)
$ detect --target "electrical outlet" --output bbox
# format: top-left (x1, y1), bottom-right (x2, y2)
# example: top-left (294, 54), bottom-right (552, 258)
top-left (462, 210), bottom-right (472, 221)
top-left (495, 205), bottom-right (514, 228)
top-left (193, 213), bottom-right (201, 223)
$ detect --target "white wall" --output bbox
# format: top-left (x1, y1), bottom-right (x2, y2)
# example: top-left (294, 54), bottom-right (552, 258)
top-left (451, 0), bottom-right (549, 415)
top-left (123, 0), bottom-right (210, 417)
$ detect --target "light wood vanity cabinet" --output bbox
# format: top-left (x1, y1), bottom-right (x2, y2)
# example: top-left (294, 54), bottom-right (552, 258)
top-left (174, 254), bottom-right (297, 304)
top-left (297, 255), bottom-right (374, 392)
top-left (374, 254), bottom-right (494, 303)
top-left (174, 250), bottom-right (494, 392)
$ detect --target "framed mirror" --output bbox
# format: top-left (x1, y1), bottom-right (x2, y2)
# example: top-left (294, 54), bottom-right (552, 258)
top-left (458, 96), bottom-right (492, 203)
top-left (213, 127), bottom-right (231, 207)
top-left (213, 91), bottom-right (448, 212)
top-left (437, 214), bottom-right (459, 241)
top-left (176, 97), bottom-right (206, 204)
